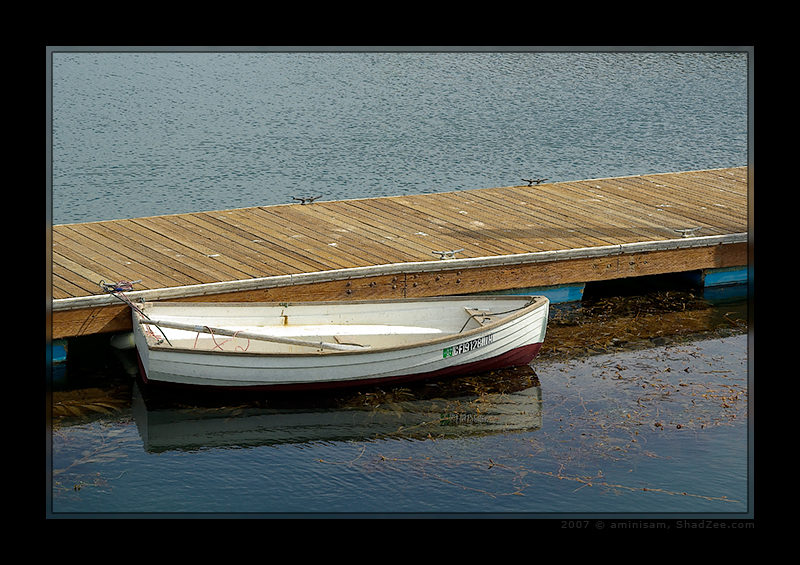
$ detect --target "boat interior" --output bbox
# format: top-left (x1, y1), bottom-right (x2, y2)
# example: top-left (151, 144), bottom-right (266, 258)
top-left (136, 297), bottom-right (544, 355)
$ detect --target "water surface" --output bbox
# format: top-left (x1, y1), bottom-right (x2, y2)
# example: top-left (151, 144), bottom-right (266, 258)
top-left (50, 50), bottom-right (748, 224)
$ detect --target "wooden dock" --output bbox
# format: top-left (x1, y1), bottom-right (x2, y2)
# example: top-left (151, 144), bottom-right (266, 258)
top-left (50, 167), bottom-right (749, 340)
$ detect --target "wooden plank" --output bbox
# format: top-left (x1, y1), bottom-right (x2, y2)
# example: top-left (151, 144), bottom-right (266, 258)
top-left (90, 218), bottom-right (234, 284)
top-left (214, 214), bottom-right (327, 273)
top-left (241, 206), bottom-right (354, 270)
top-left (425, 189), bottom-right (567, 252)
top-left (53, 227), bottom-right (148, 288)
top-left (249, 206), bottom-right (374, 270)
top-left (260, 205), bottom-right (368, 266)
top-left (74, 221), bottom-right (205, 288)
top-left (473, 186), bottom-right (634, 248)
top-left (286, 203), bottom-right (412, 265)
top-left (347, 196), bottom-right (489, 257)
top-left (537, 181), bottom-right (676, 236)
top-left (52, 269), bottom-right (96, 299)
top-left (424, 191), bottom-right (554, 253)
top-left (389, 190), bottom-right (531, 252)
top-left (600, 177), bottom-right (745, 231)
top-left (541, 180), bottom-right (694, 239)
top-left (389, 193), bottom-right (542, 256)
top-left (551, 178), bottom-right (703, 238)
top-left (180, 273), bottom-right (408, 304)
top-left (51, 302), bottom-right (131, 340)
top-left (488, 182), bottom-right (660, 245)
top-left (179, 212), bottom-right (303, 276)
top-left (620, 174), bottom-right (747, 220)
top-left (341, 198), bottom-right (478, 258)
top-left (163, 213), bottom-right (277, 277)
top-left (672, 178), bottom-right (747, 218)
top-left (205, 208), bottom-right (341, 273)
top-left (131, 215), bottom-right (257, 280)
top-left (51, 241), bottom-right (136, 297)
top-left (324, 200), bottom-right (433, 260)
top-left (669, 169), bottom-right (748, 198)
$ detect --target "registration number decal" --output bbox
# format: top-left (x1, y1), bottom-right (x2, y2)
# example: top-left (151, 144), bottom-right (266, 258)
top-left (443, 334), bottom-right (494, 358)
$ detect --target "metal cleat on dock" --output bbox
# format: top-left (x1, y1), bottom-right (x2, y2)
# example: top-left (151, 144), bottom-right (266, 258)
top-left (522, 178), bottom-right (548, 186)
top-left (674, 227), bottom-right (702, 237)
top-left (432, 248), bottom-right (464, 260)
top-left (292, 195), bottom-right (323, 205)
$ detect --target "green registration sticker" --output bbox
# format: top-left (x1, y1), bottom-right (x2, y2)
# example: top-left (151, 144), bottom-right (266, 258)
top-left (443, 334), bottom-right (494, 358)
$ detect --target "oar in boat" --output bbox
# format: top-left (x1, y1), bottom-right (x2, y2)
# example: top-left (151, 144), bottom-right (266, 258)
top-left (139, 319), bottom-right (370, 351)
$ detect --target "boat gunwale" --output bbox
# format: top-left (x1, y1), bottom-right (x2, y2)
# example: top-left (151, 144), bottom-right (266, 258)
top-left (135, 295), bottom-right (549, 358)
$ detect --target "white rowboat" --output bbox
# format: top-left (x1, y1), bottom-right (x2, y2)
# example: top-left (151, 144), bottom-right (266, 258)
top-left (131, 296), bottom-right (549, 391)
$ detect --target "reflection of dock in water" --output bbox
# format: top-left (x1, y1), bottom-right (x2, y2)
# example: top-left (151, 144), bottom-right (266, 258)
top-left (132, 367), bottom-right (543, 453)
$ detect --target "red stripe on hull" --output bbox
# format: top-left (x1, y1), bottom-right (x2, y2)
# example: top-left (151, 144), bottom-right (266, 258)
top-left (140, 342), bottom-right (542, 393)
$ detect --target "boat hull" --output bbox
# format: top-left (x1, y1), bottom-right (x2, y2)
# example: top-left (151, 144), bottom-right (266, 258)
top-left (133, 296), bottom-right (548, 391)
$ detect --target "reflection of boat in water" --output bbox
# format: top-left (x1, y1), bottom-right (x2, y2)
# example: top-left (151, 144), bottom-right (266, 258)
top-left (131, 296), bottom-right (548, 391)
top-left (131, 366), bottom-right (543, 453)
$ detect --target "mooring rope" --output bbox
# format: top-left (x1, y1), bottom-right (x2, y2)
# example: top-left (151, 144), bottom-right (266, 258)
top-left (193, 325), bottom-right (250, 352)
top-left (99, 279), bottom-right (172, 346)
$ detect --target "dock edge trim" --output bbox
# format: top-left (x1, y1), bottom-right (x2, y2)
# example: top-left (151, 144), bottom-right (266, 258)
top-left (51, 233), bottom-right (748, 312)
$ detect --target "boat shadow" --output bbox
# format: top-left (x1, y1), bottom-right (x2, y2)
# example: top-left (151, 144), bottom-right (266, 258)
top-left (131, 365), bottom-right (543, 453)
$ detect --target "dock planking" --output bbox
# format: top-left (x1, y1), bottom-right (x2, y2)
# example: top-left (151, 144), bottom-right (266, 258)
top-left (50, 167), bottom-right (749, 339)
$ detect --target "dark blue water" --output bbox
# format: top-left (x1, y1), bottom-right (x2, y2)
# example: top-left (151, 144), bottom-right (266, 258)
top-left (48, 49), bottom-right (751, 517)
top-left (50, 330), bottom-right (748, 515)
top-left (50, 50), bottom-right (748, 225)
